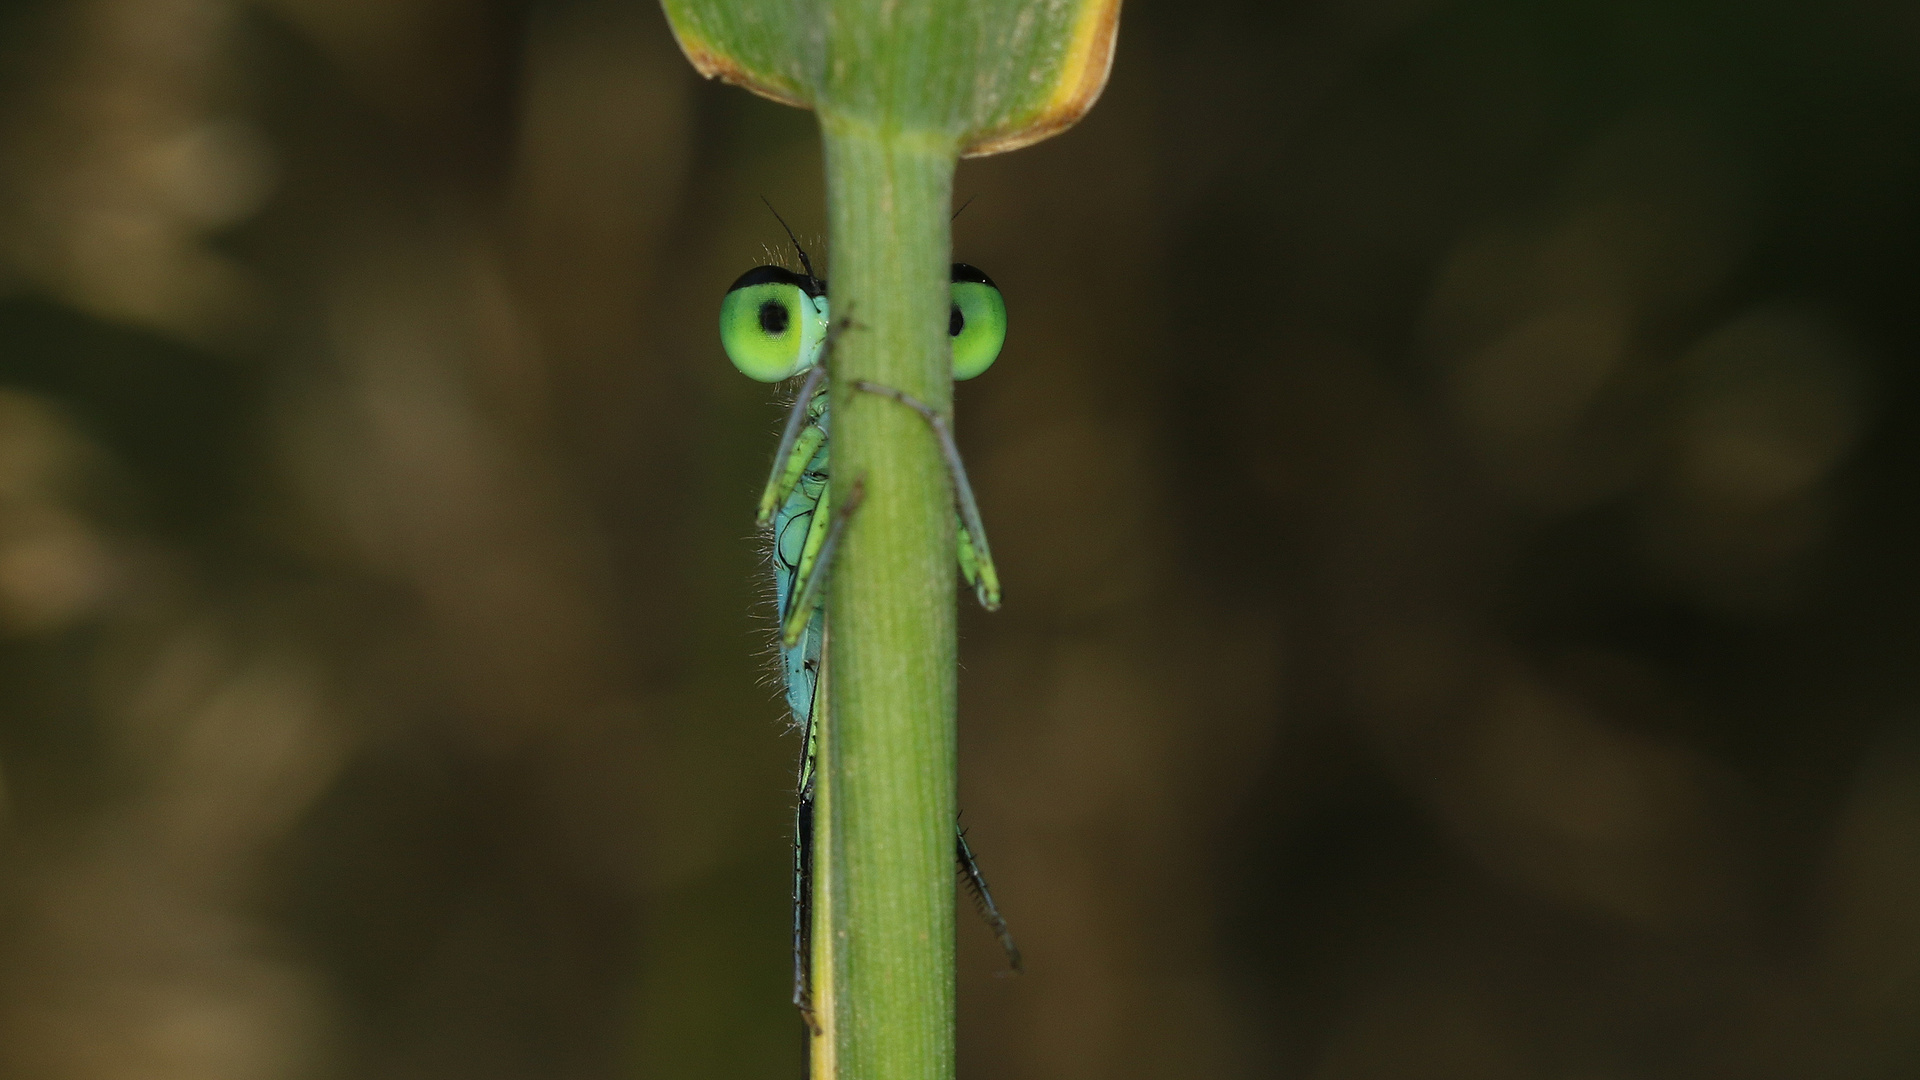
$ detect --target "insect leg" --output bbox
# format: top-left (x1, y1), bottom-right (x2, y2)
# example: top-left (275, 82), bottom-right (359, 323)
top-left (956, 821), bottom-right (1022, 974)
top-left (782, 476), bottom-right (866, 647)
top-left (757, 364), bottom-right (828, 526)
top-left (758, 312), bottom-right (857, 526)
top-left (848, 380), bottom-right (1001, 610)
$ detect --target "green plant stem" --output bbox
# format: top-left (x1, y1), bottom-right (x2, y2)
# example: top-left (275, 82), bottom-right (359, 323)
top-left (820, 117), bottom-right (959, 1080)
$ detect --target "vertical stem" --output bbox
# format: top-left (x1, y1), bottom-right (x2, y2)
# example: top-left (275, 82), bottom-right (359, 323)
top-left (810, 629), bottom-right (838, 1079)
top-left (819, 118), bottom-right (958, 1080)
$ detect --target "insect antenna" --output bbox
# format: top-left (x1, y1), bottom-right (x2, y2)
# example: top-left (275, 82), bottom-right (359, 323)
top-left (951, 194), bottom-right (978, 222)
top-left (759, 195), bottom-right (821, 287)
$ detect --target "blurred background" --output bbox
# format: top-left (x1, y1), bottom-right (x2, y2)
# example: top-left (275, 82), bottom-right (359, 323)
top-left (0, 0), bottom-right (1916, 1076)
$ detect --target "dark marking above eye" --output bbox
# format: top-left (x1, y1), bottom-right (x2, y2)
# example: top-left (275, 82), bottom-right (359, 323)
top-left (728, 264), bottom-right (826, 297)
top-left (950, 304), bottom-right (965, 337)
top-left (950, 263), bottom-right (996, 287)
top-left (759, 299), bottom-right (791, 335)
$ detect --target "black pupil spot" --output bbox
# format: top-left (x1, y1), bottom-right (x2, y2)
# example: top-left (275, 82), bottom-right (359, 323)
top-left (950, 304), bottom-right (965, 337)
top-left (760, 299), bottom-right (790, 336)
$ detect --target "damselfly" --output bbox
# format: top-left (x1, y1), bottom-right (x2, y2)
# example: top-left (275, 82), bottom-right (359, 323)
top-left (718, 215), bottom-right (1021, 1028)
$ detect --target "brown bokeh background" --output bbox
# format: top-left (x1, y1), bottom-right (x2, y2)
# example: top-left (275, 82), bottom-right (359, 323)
top-left (0, 0), bottom-right (1916, 1076)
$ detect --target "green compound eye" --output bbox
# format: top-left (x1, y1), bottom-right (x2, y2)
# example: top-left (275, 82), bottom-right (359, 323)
top-left (721, 266), bottom-right (830, 382)
top-left (949, 263), bottom-right (1006, 381)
